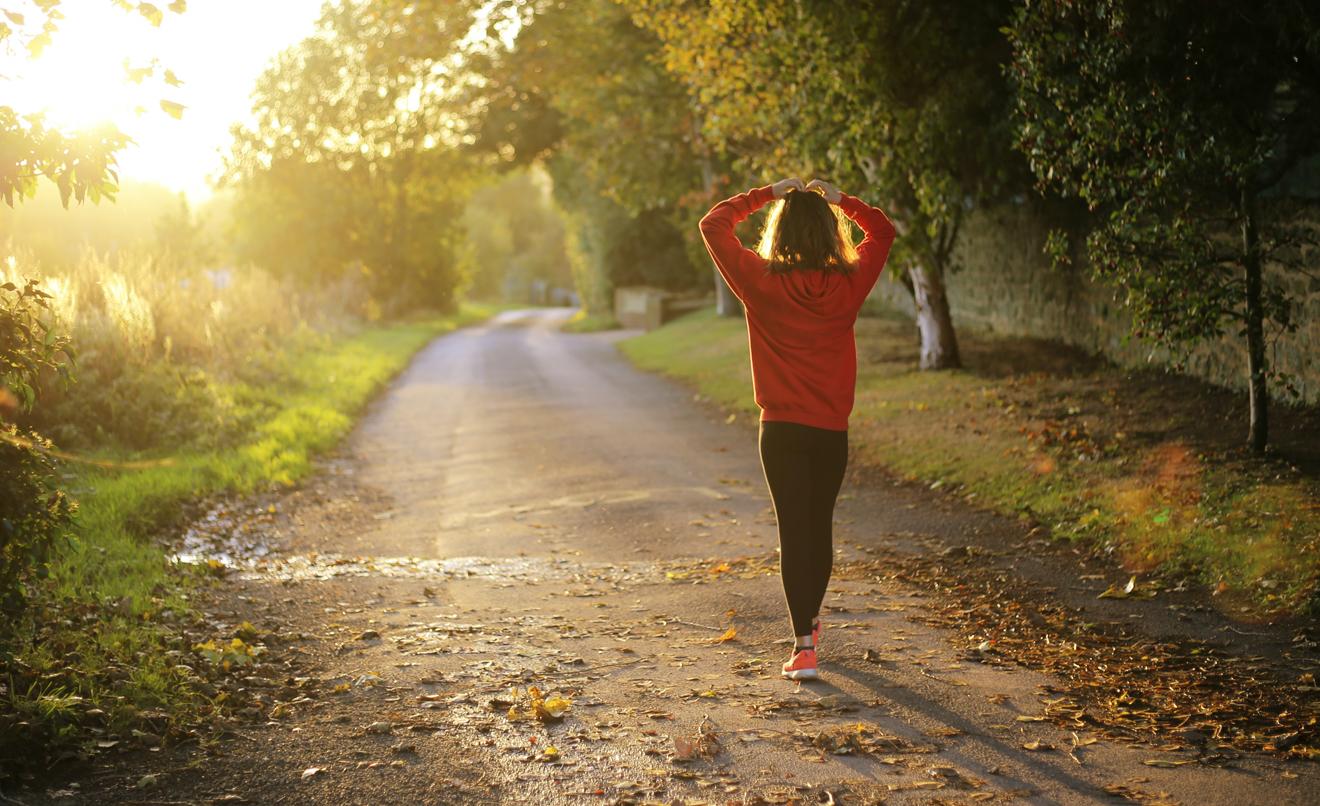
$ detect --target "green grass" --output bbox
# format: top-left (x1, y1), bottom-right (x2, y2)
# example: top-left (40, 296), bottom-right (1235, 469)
top-left (560, 309), bottom-right (621, 333)
top-left (620, 307), bottom-right (1320, 617)
top-left (2, 304), bottom-right (497, 770)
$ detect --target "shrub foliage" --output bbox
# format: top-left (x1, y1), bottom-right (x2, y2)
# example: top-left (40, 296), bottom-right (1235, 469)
top-left (0, 279), bottom-right (74, 619)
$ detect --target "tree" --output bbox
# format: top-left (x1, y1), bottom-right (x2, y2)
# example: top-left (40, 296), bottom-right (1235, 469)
top-left (1007, 0), bottom-right (1320, 452)
top-left (223, 0), bottom-right (486, 311)
top-left (467, 0), bottom-right (712, 313)
top-left (462, 165), bottom-right (573, 301)
top-left (154, 193), bottom-right (214, 269)
top-left (625, 0), bottom-right (1024, 369)
top-left (0, 1), bottom-right (185, 208)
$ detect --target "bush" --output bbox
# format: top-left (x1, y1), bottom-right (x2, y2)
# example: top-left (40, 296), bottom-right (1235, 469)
top-left (0, 277), bottom-right (75, 620)
top-left (0, 426), bottom-right (74, 619)
top-left (1, 276), bottom-right (72, 412)
top-left (2, 247), bottom-right (354, 453)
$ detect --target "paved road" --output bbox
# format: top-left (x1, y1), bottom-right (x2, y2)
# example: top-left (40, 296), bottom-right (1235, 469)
top-left (69, 308), bottom-right (1318, 805)
top-left (339, 307), bottom-right (772, 564)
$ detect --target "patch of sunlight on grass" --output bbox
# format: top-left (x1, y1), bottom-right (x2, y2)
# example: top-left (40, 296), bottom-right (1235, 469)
top-left (561, 309), bottom-right (620, 333)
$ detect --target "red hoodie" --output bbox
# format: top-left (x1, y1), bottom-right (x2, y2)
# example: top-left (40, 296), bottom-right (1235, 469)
top-left (698, 184), bottom-right (897, 431)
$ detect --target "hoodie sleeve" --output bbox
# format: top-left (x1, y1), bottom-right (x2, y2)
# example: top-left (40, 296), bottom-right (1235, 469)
top-left (698, 184), bottom-right (775, 301)
top-left (837, 192), bottom-right (897, 302)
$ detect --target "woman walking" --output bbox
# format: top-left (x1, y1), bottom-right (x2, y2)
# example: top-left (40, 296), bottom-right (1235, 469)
top-left (698, 177), bottom-right (896, 681)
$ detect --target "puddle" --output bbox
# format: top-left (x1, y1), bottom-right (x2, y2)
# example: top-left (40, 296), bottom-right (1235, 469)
top-left (169, 494), bottom-right (779, 589)
top-left (171, 498), bottom-right (279, 566)
top-left (178, 549), bottom-right (682, 586)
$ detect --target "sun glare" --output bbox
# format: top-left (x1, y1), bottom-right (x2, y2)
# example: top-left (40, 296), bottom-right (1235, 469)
top-left (5, 6), bottom-right (164, 132)
top-left (3, 1), bottom-right (325, 201)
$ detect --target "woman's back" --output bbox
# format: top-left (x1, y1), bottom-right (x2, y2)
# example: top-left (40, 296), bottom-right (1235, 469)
top-left (698, 182), bottom-right (896, 431)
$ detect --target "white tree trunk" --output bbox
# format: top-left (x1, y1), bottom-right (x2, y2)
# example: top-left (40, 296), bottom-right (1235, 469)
top-left (1241, 187), bottom-right (1268, 453)
top-left (909, 263), bottom-right (961, 370)
top-left (714, 269), bottom-right (742, 317)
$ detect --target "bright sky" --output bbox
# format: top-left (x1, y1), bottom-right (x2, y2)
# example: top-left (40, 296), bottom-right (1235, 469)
top-left (5, 0), bottom-right (327, 202)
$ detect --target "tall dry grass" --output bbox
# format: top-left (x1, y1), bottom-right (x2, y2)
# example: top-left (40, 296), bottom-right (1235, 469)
top-left (2, 244), bottom-right (365, 451)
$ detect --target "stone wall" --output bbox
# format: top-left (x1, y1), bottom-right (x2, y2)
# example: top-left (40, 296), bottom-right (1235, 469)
top-left (865, 202), bottom-right (1320, 404)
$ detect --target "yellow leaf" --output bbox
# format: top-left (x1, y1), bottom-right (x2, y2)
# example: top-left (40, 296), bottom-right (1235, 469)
top-left (715, 626), bottom-right (737, 643)
top-left (138, 3), bottom-right (164, 26)
top-left (160, 99), bottom-right (185, 119)
top-left (1143, 758), bottom-right (1194, 768)
top-left (541, 695), bottom-right (572, 719)
top-left (1098, 575), bottom-right (1137, 599)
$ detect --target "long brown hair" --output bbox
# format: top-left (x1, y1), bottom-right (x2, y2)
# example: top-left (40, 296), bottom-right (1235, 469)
top-left (756, 188), bottom-right (859, 274)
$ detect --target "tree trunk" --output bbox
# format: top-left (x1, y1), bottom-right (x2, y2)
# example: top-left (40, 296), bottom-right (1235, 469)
top-left (714, 269), bottom-right (742, 317)
top-left (909, 263), bottom-right (961, 370)
top-left (691, 112), bottom-right (743, 318)
top-left (1241, 187), bottom-right (1268, 453)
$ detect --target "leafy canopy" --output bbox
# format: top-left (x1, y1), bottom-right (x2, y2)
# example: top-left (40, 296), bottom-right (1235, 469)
top-left (1006, 0), bottom-right (1320, 350)
top-left (0, 0), bottom-right (186, 207)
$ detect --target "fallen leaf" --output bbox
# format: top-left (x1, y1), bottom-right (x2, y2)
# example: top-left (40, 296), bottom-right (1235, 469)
top-left (672, 736), bottom-right (698, 761)
top-left (1098, 575), bottom-right (1138, 599)
top-left (538, 695), bottom-right (572, 720)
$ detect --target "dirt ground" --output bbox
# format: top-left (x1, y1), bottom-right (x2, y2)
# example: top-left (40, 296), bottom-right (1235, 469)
top-left (22, 309), bottom-right (1320, 806)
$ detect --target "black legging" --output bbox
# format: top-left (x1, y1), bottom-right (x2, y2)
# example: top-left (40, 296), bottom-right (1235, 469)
top-left (757, 420), bottom-right (848, 638)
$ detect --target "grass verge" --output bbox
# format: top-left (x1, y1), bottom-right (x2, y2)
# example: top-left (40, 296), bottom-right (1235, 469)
top-left (619, 307), bottom-right (1320, 618)
top-left (1, 304), bottom-right (496, 777)
top-left (560, 309), bottom-right (620, 333)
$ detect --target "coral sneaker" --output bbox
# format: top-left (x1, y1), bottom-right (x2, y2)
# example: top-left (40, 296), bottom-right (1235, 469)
top-left (782, 648), bottom-right (818, 681)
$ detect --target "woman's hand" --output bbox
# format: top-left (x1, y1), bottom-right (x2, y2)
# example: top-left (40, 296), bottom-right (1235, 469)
top-left (805, 178), bottom-right (842, 204)
top-left (771, 177), bottom-right (806, 198)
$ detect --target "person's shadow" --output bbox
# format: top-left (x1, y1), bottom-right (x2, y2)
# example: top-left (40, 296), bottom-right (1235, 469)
top-left (790, 659), bottom-right (1260, 804)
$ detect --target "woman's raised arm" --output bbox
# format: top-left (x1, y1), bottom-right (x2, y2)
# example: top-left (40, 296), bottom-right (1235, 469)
top-left (833, 187), bottom-right (897, 302)
top-left (698, 178), bottom-right (803, 300)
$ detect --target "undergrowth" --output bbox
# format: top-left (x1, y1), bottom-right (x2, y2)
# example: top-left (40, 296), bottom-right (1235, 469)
top-left (0, 305), bottom-right (496, 780)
